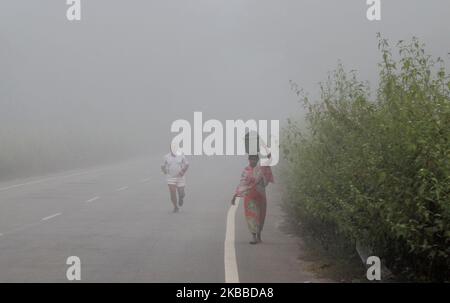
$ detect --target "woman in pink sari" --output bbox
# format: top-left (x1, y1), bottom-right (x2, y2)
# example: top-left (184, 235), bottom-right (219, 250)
top-left (231, 154), bottom-right (274, 244)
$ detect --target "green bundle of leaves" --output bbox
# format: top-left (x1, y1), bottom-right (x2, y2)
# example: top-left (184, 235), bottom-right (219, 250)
top-left (283, 35), bottom-right (450, 281)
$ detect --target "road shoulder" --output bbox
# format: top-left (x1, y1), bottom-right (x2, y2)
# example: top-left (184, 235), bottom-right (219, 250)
top-left (235, 182), bottom-right (333, 283)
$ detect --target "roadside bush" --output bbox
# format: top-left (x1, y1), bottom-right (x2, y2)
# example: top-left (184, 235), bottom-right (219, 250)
top-left (282, 35), bottom-right (450, 281)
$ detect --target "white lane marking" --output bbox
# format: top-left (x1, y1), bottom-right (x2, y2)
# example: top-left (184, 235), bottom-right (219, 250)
top-left (86, 196), bottom-right (100, 203)
top-left (42, 213), bottom-right (62, 221)
top-left (0, 169), bottom-right (102, 192)
top-left (224, 198), bottom-right (240, 283)
top-left (116, 186), bottom-right (129, 191)
top-left (140, 178), bottom-right (151, 183)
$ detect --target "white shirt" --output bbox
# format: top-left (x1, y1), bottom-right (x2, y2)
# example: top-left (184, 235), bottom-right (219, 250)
top-left (163, 153), bottom-right (189, 178)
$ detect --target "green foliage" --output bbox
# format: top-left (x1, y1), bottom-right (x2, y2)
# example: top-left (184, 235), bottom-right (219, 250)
top-left (283, 35), bottom-right (450, 281)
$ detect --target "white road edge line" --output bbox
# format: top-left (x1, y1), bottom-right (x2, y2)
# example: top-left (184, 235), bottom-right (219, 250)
top-left (42, 213), bottom-right (62, 221)
top-left (224, 198), bottom-right (240, 283)
top-left (116, 186), bottom-right (129, 191)
top-left (86, 196), bottom-right (100, 203)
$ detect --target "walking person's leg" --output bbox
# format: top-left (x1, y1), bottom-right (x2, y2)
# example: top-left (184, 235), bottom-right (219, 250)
top-left (257, 198), bottom-right (267, 243)
top-left (244, 198), bottom-right (259, 244)
top-left (177, 186), bottom-right (185, 207)
top-left (168, 184), bottom-right (179, 212)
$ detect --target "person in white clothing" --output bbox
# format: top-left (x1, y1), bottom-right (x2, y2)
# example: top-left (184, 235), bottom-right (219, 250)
top-left (161, 146), bottom-right (189, 213)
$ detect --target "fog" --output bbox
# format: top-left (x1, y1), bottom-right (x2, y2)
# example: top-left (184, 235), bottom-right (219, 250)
top-left (1, 0), bottom-right (449, 180)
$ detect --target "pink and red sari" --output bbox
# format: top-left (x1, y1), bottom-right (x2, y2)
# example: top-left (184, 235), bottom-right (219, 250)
top-left (235, 165), bottom-right (274, 235)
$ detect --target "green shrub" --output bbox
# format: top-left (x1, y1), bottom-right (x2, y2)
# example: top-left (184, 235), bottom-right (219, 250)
top-left (282, 35), bottom-right (450, 281)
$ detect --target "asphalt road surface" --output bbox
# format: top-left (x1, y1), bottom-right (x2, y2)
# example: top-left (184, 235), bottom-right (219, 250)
top-left (0, 156), bottom-right (324, 282)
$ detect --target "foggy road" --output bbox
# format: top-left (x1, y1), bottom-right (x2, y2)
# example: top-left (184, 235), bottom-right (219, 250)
top-left (0, 156), bottom-right (320, 283)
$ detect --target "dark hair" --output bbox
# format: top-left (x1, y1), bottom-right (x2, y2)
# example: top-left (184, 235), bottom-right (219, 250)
top-left (248, 154), bottom-right (259, 161)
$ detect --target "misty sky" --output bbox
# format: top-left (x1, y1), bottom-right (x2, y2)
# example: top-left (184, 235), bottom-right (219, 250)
top-left (1, 0), bottom-right (449, 157)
